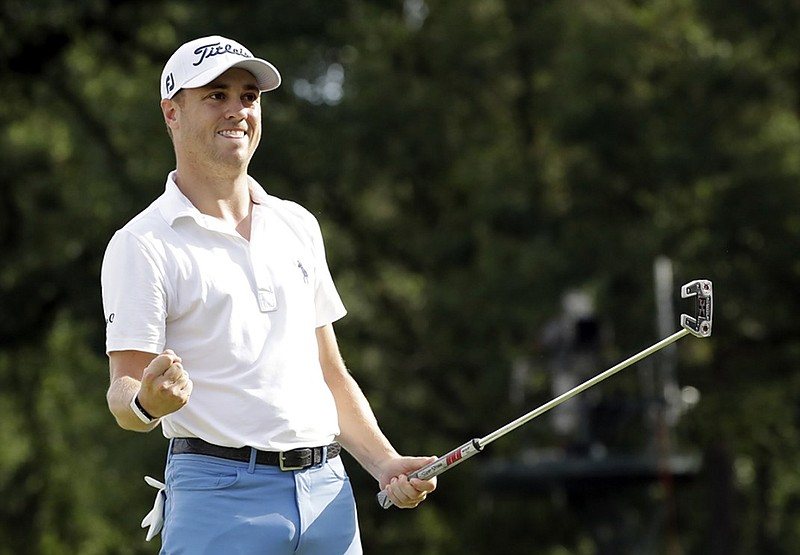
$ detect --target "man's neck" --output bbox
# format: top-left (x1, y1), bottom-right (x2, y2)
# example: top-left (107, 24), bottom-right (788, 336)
top-left (173, 163), bottom-right (254, 238)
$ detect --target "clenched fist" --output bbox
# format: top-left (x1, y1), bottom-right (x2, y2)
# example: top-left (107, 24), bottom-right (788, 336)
top-left (137, 349), bottom-right (193, 419)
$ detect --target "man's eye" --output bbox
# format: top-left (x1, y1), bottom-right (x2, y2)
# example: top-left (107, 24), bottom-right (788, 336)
top-left (210, 92), bottom-right (225, 100)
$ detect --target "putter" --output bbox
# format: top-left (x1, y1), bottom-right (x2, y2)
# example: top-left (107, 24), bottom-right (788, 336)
top-left (377, 279), bottom-right (713, 509)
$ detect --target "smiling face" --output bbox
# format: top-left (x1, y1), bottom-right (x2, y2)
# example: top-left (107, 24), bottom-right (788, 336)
top-left (162, 68), bottom-right (262, 175)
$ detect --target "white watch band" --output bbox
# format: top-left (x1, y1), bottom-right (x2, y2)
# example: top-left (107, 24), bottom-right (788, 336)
top-left (130, 392), bottom-right (157, 424)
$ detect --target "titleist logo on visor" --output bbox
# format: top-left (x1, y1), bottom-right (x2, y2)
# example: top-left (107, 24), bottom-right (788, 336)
top-left (192, 41), bottom-right (253, 66)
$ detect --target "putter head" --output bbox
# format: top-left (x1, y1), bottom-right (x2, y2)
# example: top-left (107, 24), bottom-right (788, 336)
top-left (680, 280), bottom-right (713, 337)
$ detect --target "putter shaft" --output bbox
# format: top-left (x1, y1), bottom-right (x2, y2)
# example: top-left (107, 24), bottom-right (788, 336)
top-left (377, 280), bottom-right (712, 509)
top-left (480, 327), bottom-right (690, 447)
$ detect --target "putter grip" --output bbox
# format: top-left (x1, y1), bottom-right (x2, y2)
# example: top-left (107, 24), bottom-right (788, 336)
top-left (376, 439), bottom-right (483, 509)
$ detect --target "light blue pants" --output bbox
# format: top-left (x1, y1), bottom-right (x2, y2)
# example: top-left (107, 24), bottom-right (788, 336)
top-left (160, 450), bottom-right (362, 554)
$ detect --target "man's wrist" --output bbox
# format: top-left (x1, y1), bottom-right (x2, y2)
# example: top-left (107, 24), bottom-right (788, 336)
top-left (130, 392), bottom-right (158, 424)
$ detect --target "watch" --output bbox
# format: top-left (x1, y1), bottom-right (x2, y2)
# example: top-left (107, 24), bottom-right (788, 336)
top-left (130, 392), bottom-right (158, 424)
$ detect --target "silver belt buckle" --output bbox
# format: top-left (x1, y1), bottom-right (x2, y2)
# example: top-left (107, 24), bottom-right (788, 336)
top-left (279, 451), bottom-right (305, 471)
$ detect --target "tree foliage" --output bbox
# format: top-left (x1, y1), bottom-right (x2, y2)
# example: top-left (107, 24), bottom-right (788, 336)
top-left (1, 0), bottom-right (800, 553)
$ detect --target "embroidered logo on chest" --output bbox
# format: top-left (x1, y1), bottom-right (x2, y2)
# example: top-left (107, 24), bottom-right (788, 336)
top-left (296, 260), bottom-right (309, 284)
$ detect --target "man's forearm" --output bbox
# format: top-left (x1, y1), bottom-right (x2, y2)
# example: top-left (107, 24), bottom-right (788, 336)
top-left (327, 368), bottom-right (399, 479)
top-left (107, 375), bottom-right (160, 433)
top-left (316, 324), bottom-right (402, 480)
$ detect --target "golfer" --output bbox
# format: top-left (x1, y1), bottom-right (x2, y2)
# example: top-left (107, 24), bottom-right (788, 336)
top-left (101, 35), bottom-right (436, 554)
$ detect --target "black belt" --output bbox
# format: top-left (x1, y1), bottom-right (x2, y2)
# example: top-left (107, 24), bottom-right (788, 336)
top-left (171, 438), bottom-right (341, 471)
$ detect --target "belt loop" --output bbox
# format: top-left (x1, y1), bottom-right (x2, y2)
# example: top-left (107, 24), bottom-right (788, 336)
top-left (320, 445), bottom-right (328, 467)
top-left (247, 447), bottom-right (257, 474)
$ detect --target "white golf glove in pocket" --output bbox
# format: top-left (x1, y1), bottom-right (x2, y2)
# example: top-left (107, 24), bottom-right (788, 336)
top-left (140, 476), bottom-right (166, 541)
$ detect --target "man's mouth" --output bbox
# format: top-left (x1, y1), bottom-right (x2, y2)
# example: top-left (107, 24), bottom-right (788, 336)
top-left (218, 129), bottom-right (247, 138)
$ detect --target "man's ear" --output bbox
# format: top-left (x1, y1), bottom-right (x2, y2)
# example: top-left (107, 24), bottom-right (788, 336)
top-left (161, 98), bottom-right (179, 132)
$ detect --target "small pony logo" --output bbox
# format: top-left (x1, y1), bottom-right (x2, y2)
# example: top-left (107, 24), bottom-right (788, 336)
top-left (297, 261), bottom-right (309, 284)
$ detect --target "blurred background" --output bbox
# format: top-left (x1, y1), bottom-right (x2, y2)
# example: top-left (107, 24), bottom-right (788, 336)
top-left (1, 0), bottom-right (799, 553)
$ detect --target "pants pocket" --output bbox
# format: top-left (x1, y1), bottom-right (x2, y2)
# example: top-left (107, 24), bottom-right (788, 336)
top-left (167, 455), bottom-right (241, 491)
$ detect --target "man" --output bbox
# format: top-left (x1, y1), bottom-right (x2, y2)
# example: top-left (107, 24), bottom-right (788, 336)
top-left (101, 35), bottom-right (436, 554)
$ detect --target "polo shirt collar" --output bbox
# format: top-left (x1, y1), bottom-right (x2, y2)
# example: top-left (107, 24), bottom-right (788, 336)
top-left (156, 171), bottom-right (201, 226)
top-left (249, 178), bottom-right (271, 205)
top-left (157, 171), bottom-right (273, 226)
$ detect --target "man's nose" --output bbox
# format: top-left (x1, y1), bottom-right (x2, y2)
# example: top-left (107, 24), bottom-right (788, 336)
top-left (226, 99), bottom-right (249, 118)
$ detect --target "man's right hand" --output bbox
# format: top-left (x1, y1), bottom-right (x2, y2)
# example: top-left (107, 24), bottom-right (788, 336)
top-left (137, 349), bottom-right (193, 418)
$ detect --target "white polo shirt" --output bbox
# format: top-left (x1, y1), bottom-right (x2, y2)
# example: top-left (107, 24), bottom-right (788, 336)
top-left (101, 172), bottom-right (347, 451)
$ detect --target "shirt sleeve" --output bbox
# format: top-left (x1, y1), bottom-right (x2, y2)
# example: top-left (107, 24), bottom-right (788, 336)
top-left (101, 230), bottom-right (168, 355)
top-left (305, 213), bottom-right (347, 328)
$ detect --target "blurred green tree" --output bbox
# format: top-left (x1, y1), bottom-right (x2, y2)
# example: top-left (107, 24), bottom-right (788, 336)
top-left (1, 0), bottom-right (800, 553)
